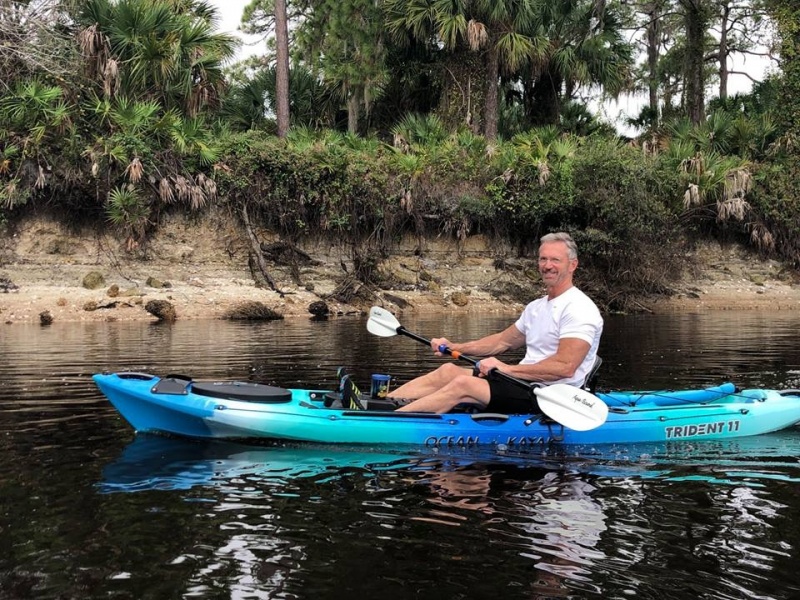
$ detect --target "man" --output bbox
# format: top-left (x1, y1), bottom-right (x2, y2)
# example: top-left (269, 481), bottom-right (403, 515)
top-left (391, 232), bottom-right (603, 414)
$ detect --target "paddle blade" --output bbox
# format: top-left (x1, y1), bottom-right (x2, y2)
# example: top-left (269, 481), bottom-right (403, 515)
top-left (533, 384), bottom-right (609, 431)
top-left (367, 306), bottom-right (402, 337)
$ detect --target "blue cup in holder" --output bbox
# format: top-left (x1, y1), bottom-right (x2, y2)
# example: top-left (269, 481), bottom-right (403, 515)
top-left (370, 374), bottom-right (391, 399)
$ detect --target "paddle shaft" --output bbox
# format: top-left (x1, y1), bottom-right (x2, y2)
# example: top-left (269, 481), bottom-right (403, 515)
top-left (396, 326), bottom-right (537, 393)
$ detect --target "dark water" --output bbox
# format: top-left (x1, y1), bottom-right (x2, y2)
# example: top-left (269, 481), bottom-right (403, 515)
top-left (2, 311), bottom-right (800, 599)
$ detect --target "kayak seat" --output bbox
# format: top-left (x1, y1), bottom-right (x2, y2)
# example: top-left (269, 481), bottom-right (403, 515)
top-left (190, 381), bottom-right (293, 403)
top-left (583, 355), bottom-right (602, 393)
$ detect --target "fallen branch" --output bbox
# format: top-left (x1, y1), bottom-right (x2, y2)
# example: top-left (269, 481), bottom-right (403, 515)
top-left (241, 205), bottom-right (286, 295)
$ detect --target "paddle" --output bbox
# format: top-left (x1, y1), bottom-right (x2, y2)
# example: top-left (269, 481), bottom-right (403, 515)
top-left (366, 306), bottom-right (608, 431)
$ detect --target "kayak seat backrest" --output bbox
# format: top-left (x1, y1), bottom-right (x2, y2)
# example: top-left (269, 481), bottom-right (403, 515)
top-left (191, 381), bottom-right (293, 403)
top-left (583, 355), bottom-right (602, 393)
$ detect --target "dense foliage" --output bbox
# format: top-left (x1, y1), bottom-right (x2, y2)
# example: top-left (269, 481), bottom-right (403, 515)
top-left (766, 0), bottom-right (800, 133)
top-left (213, 128), bottom-right (688, 310)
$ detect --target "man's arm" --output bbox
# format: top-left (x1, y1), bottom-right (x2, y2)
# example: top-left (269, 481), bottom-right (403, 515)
top-left (445, 324), bottom-right (526, 357)
top-left (478, 338), bottom-right (590, 382)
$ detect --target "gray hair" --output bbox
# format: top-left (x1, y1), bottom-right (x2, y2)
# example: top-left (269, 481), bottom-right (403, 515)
top-left (540, 232), bottom-right (578, 260)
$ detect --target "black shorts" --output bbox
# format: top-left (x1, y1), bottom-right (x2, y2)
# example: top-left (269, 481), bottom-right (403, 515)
top-left (485, 376), bottom-right (540, 414)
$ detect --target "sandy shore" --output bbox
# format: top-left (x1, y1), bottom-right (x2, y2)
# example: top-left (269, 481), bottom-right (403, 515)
top-left (0, 215), bottom-right (528, 324)
top-left (0, 275), bottom-right (531, 324)
top-left (2, 259), bottom-right (800, 325)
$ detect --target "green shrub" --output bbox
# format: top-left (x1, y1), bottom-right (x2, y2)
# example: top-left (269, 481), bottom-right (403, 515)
top-left (748, 158), bottom-right (800, 266)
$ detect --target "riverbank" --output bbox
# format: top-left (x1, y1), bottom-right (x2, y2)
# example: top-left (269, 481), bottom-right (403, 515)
top-left (642, 241), bottom-right (800, 312)
top-left (2, 215), bottom-right (800, 324)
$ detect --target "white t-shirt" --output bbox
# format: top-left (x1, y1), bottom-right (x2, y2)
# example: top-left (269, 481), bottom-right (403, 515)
top-left (514, 286), bottom-right (603, 387)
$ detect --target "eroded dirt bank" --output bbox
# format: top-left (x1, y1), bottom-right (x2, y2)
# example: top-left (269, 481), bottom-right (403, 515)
top-left (1, 213), bottom-right (799, 325)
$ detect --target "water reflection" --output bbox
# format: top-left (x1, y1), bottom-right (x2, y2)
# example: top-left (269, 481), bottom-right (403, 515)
top-left (98, 436), bottom-right (617, 598)
top-left (94, 430), bottom-right (800, 599)
top-left (597, 478), bottom-right (800, 599)
top-left (404, 464), bottom-right (608, 598)
top-left (99, 431), bottom-right (800, 495)
top-left (99, 436), bottom-right (420, 493)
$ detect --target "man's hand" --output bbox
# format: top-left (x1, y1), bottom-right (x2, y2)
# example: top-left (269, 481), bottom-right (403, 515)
top-left (431, 337), bottom-right (452, 356)
top-left (475, 356), bottom-right (509, 377)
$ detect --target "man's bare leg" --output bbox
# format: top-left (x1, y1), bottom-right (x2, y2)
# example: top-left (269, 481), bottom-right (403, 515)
top-left (391, 363), bottom-right (472, 400)
top-left (396, 374), bottom-right (491, 413)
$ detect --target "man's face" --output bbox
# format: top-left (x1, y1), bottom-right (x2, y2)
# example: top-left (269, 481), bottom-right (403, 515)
top-left (538, 241), bottom-right (577, 287)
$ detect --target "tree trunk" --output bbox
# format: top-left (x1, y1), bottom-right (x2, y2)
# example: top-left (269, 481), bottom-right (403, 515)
top-left (274, 0), bottom-right (290, 138)
top-left (765, 0), bottom-right (800, 133)
top-left (483, 43), bottom-right (499, 140)
top-left (526, 70), bottom-right (562, 126)
top-left (347, 91), bottom-right (359, 134)
top-left (645, 2), bottom-right (663, 124)
top-left (718, 0), bottom-right (730, 100)
top-left (434, 51), bottom-right (484, 133)
top-left (241, 205), bottom-right (284, 294)
top-left (682, 0), bottom-right (709, 124)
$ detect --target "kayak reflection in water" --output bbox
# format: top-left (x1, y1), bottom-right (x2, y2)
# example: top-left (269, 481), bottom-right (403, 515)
top-left (408, 463), bottom-right (607, 598)
top-left (394, 232), bottom-right (603, 414)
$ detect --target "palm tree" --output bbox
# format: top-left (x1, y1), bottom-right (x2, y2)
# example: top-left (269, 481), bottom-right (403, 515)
top-left (70, 0), bottom-right (236, 245)
top-left (0, 80), bottom-right (74, 208)
top-left (523, 0), bottom-right (633, 127)
top-left (385, 0), bottom-right (546, 139)
top-left (77, 0), bottom-right (237, 117)
top-left (222, 65), bottom-right (337, 131)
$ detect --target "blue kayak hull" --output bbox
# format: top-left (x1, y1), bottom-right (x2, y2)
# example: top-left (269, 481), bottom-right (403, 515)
top-left (93, 372), bottom-right (800, 447)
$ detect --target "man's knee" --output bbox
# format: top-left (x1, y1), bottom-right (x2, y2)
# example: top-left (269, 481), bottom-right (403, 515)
top-left (438, 362), bottom-right (464, 377)
top-left (444, 374), bottom-right (490, 406)
top-left (432, 362), bottom-right (466, 382)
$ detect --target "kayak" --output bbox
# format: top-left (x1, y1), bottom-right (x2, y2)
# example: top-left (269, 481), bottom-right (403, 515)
top-left (93, 371), bottom-right (800, 448)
